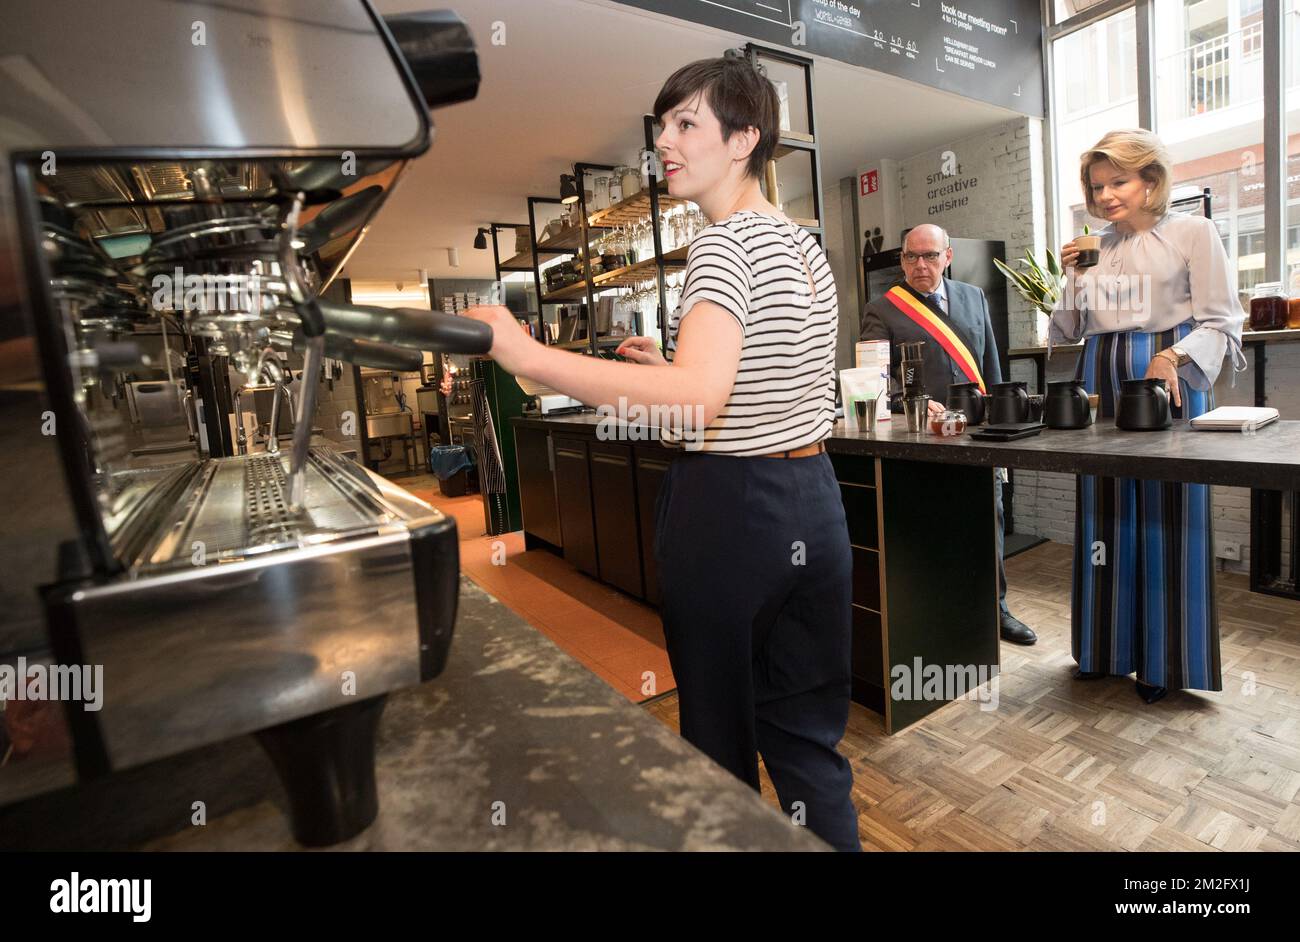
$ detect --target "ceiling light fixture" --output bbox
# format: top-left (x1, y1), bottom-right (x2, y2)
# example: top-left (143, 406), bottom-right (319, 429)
top-left (560, 174), bottom-right (579, 204)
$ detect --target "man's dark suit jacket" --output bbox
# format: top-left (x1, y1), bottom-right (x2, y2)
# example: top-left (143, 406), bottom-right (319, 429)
top-left (859, 278), bottom-right (1004, 409)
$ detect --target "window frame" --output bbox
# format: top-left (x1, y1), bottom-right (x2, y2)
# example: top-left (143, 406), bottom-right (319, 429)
top-left (1042, 0), bottom-right (1289, 285)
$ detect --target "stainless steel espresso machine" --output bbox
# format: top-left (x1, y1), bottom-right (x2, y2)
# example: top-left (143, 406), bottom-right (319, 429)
top-left (0, 2), bottom-right (490, 845)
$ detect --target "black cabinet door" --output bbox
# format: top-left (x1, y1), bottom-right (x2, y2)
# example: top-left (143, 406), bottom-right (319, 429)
top-left (513, 426), bottom-right (561, 546)
top-left (634, 447), bottom-right (673, 606)
top-left (553, 436), bottom-right (598, 577)
top-left (589, 440), bottom-right (643, 598)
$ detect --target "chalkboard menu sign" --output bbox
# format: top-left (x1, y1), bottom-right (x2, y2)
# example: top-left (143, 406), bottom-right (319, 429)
top-left (609, 0), bottom-right (1044, 117)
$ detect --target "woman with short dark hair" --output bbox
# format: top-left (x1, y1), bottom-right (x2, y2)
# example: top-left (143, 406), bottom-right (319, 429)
top-left (468, 56), bottom-right (860, 851)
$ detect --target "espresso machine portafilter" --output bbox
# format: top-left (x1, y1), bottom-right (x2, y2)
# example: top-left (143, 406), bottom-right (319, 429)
top-left (0, 2), bottom-right (492, 846)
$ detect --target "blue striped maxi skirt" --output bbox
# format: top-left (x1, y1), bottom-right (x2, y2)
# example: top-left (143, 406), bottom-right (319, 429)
top-left (1071, 322), bottom-right (1221, 691)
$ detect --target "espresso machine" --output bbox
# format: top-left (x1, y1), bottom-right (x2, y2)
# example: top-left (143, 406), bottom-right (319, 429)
top-left (0, 2), bottom-right (490, 844)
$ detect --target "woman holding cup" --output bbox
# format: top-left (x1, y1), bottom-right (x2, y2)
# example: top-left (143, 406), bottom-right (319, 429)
top-left (1049, 128), bottom-right (1245, 704)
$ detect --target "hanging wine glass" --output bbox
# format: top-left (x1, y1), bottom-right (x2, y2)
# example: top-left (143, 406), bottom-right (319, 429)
top-left (657, 211), bottom-right (673, 253)
top-left (687, 207), bottom-right (704, 242)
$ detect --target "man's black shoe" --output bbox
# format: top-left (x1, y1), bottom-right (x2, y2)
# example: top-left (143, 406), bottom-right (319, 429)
top-left (1000, 614), bottom-right (1037, 645)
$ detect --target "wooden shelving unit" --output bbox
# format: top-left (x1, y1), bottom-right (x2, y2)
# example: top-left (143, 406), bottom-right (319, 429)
top-left (773, 131), bottom-right (815, 161)
top-left (498, 246), bottom-right (559, 272)
top-left (743, 44), bottom-right (826, 241)
top-left (536, 223), bottom-right (604, 253)
top-left (540, 280), bottom-right (590, 304)
top-left (516, 139), bottom-right (685, 355)
top-left (587, 183), bottom-right (685, 228)
top-left (591, 246), bottom-right (687, 289)
top-left (487, 220), bottom-right (543, 337)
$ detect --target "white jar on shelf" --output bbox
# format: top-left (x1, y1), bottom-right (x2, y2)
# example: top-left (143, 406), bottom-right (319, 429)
top-left (619, 165), bottom-right (642, 199)
top-left (592, 176), bottom-right (611, 211)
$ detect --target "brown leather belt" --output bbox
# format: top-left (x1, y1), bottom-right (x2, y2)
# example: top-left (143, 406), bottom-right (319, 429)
top-left (760, 441), bottom-right (826, 459)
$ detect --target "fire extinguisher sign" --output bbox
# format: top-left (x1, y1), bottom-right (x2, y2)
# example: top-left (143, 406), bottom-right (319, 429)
top-left (860, 170), bottom-right (879, 196)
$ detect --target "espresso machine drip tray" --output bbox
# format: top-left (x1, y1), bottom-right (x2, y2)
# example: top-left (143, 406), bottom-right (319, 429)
top-left (46, 443), bottom-right (461, 792)
top-left (140, 447), bottom-right (420, 569)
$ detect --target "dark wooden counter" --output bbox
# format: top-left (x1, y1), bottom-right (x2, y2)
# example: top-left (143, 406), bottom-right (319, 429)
top-left (515, 413), bottom-right (1300, 490)
top-left (827, 419), bottom-right (1300, 490)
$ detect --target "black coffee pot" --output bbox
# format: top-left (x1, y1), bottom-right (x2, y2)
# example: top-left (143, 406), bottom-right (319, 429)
top-left (987, 381), bottom-right (1030, 425)
top-left (1116, 377), bottom-right (1172, 430)
top-left (1045, 380), bottom-right (1091, 429)
top-left (948, 382), bottom-right (986, 425)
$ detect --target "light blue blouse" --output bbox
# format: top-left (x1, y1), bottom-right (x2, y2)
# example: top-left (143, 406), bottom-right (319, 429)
top-left (1047, 213), bottom-right (1247, 388)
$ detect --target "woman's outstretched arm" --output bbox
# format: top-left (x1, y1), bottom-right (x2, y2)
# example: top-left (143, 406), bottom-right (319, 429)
top-left (463, 301), bottom-right (742, 427)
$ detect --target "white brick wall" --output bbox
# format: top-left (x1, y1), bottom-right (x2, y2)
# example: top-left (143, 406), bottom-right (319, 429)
top-left (896, 117), bottom-right (1049, 354)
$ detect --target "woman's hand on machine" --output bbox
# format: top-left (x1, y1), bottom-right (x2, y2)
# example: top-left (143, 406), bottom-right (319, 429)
top-left (463, 305), bottom-right (539, 376)
top-left (614, 336), bottom-right (667, 366)
top-left (1144, 352), bottom-right (1183, 408)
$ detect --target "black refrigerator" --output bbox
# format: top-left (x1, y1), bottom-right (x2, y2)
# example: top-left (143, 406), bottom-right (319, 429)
top-left (862, 238), bottom-right (1009, 381)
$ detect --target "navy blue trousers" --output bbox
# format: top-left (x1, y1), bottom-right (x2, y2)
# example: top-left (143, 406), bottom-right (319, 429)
top-left (654, 450), bottom-right (861, 852)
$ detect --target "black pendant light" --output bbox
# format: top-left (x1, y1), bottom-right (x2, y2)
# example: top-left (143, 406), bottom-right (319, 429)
top-left (473, 227), bottom-right (488, 250)
top-left (560, 174), bottom-right (579, 204)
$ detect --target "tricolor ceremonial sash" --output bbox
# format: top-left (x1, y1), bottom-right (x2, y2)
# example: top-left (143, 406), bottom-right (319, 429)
top-left (883, 285), bottom-right (986, 393)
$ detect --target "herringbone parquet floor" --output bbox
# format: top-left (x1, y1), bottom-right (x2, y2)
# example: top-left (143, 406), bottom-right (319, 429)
top-left (643, 541), bottom-right (1300, 851)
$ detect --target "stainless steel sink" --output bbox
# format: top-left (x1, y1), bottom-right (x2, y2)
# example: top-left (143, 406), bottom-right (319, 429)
top-left (367, 411), bottom-right (413, 439)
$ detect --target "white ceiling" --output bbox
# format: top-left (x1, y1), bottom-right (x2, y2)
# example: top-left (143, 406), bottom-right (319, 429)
top-left (351, 0), bottom-right (1019, 282)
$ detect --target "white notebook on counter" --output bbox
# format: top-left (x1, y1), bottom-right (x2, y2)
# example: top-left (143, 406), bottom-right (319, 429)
top-left (1189, 406), bottom-right (1279, 430)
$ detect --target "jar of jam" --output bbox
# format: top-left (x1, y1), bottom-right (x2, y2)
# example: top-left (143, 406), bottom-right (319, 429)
top-left (929, 409), bottom-right (968, 437)
top-left (1249, 282), bottom-right (1288, 332)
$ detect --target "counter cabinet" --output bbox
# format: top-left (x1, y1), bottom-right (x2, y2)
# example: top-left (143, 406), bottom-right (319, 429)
top-left (513, 421), bottom-right (671, 605)
top-left (510, 417), bottom-right (994, 732)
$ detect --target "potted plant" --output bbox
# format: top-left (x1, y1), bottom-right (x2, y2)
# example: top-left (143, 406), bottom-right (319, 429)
top-left (994, 244), bottom-right (1068, 316)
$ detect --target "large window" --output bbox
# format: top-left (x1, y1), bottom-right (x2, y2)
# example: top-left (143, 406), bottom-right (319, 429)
top-left (1153, 0), bottom-right (1267, 312)
top-left (1051, 8), bottom-right (1139, 247)
top-left (1048, 0), bottom-right (1293, 322)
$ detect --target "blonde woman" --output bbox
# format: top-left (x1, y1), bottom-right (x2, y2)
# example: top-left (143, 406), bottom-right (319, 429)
top-left (1050, 128), bottom-right (1245, 704)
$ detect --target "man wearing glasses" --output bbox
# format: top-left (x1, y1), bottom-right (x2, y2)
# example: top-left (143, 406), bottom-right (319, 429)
top-left (860, 224), bottom-right (1036, 646)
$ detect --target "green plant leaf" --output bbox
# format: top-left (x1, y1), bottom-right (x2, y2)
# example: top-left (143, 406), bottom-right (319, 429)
top-left (995, 257), bottom-right (1047, 308)
top-left (1024, 251), bottom-right (1048, 283)
top-left (1045, 248), bottom-right (1062, 279)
